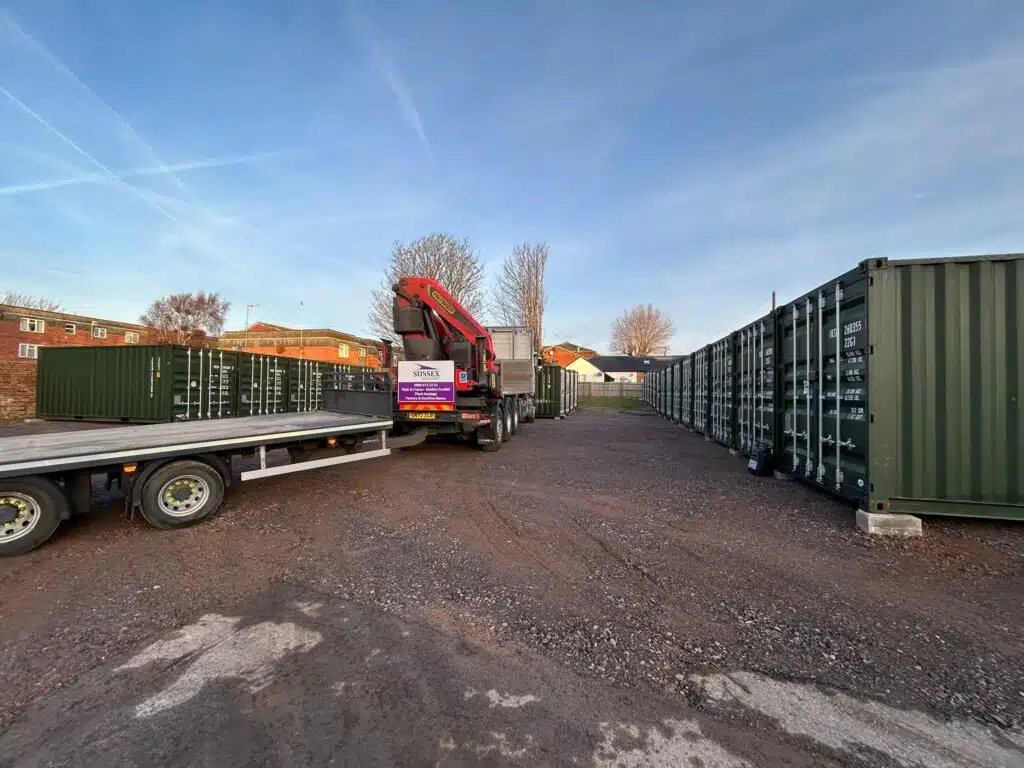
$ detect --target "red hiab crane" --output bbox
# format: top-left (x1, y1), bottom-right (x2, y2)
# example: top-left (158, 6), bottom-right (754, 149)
top-left (388, 276), bottom-right (538, 451)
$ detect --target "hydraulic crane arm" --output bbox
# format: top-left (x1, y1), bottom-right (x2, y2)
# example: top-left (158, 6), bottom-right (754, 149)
top-left (392, 277), bottom-right (499, 387)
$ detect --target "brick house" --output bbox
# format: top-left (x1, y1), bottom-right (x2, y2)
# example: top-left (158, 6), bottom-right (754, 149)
top-left (219, 323), bottom-right (383, 368)
top-left (541, 342), bottom-right (597, 368)
top-left (0, 304), bottom-right (150, 420)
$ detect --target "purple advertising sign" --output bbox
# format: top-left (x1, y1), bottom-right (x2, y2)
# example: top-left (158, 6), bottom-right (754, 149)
top-left (397, 361), bottom-right (456, 404)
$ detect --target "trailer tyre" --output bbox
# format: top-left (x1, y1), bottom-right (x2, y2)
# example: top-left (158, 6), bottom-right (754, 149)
top-left (0, 477), bottom-right (68, 557)
top-left (139, 460), bottom-right (225, 530)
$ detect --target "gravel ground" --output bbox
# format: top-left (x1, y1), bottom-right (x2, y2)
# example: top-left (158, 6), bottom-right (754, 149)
top-left (1, 409), bottom-right (1021, 765)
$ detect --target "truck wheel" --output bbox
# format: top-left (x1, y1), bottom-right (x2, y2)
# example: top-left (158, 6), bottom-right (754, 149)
top-left (0, 477), bottom-right (68, 557)
top-left (139, 460), bottom-right (226, 530)
top-left (510, 399), bottom-right (520, 434)
top-left (502, 398), bottom-right (513, 441)
top-left (476, 402), bottom-right (504, 452)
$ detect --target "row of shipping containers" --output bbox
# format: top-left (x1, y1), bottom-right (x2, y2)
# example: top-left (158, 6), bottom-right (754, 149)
top-left (536, 365), bottom-right (578, 418)
top-left (35, 344), bottom-right (379, 423)
top-left (644, 255), bottom-right (1023, 522)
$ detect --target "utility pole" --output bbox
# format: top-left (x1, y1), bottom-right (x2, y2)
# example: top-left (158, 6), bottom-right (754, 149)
top-left (244, 303), bottom-right (258, 350)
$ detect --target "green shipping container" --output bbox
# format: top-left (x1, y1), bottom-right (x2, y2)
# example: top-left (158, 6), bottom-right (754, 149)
top-left (36, 345), bottom-right (240, 423)
top-left (536, 365), bottom-right (569, 418)
top-left (774, 254), bottom-right (1023, 520)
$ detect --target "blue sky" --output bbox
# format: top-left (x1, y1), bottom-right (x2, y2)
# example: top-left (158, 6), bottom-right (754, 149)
top-left (1, 0), bottom-right (1022, 354)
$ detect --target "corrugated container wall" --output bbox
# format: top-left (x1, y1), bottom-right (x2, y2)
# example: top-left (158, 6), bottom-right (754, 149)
top-left (36, 345), bottom-right (240, 423)
top-left (865, 256), bottom-right (1022, 519)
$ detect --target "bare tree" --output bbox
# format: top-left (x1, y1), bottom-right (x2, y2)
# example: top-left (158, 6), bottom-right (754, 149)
top-left (1, 292), bottom-right (65, 312)
top-left (368, 233), bottom-right (487, 342)
top-left (610, 304), bottom-right (675, 356)
top-left (140, 291), bottom-right (231, 346)
top-left (491, 241), bottom-right (548, 353)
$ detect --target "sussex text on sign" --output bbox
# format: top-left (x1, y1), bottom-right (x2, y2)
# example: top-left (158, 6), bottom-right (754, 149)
top-left (397, 361), bottom-right (456, 405)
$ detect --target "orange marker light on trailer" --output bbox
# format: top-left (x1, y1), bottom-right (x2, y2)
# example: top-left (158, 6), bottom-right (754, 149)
top-left (123, 464), bottom-right (137, 473)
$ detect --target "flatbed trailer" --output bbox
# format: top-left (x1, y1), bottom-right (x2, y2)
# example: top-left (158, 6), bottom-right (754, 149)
top-left (0, 373), bottom-right (394, 557)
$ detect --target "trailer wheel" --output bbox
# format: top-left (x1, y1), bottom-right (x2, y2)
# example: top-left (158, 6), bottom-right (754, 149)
top-left (476, 402), bottom-right (504, 452)
top-left (0, 477), bottom-right (68, 557)
top-left (139, 460), bottom-right (226, 530)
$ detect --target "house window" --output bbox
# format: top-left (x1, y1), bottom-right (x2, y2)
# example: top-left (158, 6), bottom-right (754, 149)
top-left (338, 343), bottom-right (350, 358)
top-left (358, 347), bottom-right (367, 359)
top-left (18, 343), bottom-right (39, 359)
top-left (65, 323), bottom-right (77, 334)
top-left (125, 331), bottom-right (139, 344)
top-left (19, 317), bottom-right (45, 333)
top-left (92, 327), bottom-right (107, 339)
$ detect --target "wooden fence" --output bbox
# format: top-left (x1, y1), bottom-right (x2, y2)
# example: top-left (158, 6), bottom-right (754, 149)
top-left (579, 381), bottom-right (644, 399)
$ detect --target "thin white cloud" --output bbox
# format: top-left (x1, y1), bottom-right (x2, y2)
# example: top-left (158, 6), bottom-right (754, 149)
top-left (623, 35), bottom-right (1024, 353)
top-left (0, 85), bottom-right (185, 224)
top-left (344, 5), bottom-right (431, 155)
top-left (0, 149), bottom-right (298, 196)
top-left (1, 10), bottom-right (207, 208)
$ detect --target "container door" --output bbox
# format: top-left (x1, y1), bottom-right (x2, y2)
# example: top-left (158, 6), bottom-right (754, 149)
top-left (707, 337), bottom-right (736, 446)
top-left (735, 316), bottom-right (777, 457)
top-left (170, 347), bottom-right (201, 421)
top-left (693, 347), bottom-right (709, 434)
top-left (169, 348), bottom-right (237, 421)
top-left (205, 350), bottom-right (237, 419)
top-left (288, 359), bottom-right (320, 412)
top-left (778, 273), bottom-right (869, 505)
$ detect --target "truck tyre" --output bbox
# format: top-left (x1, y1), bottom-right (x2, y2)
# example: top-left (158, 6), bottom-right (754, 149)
top-left (502, 398), bottom-right (513, 441)
top-left (510, 399), bottom-right (520, 434)
top-left (523, 400), bottom-right (536, 423)
top-left (139, 460), bottom-right (226, 530)
top-left (476, 402), bottom-right (504, 452)
top-left (0, 476), bottom-right (68, 558)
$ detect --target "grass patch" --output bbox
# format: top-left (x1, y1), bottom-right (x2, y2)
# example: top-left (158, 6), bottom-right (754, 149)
top-left (578, 396), bottom-right (650, 411)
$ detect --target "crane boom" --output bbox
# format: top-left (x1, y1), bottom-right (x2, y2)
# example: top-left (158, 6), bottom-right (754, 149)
top-left (390, 276), bottom-right (536, 450)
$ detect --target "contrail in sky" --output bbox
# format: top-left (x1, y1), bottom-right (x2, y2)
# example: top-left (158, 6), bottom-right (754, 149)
top-left (0, 84), bottom-right (183, 223)
top-left (0, 150), bottom-right (296, 196)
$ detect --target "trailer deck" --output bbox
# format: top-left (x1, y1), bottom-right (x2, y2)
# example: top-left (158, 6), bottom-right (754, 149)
top-left (0, 411), bottom-right (392, 479)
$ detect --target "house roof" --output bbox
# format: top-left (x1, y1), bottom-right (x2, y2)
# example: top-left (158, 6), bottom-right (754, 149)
top-left (589, 355), bottom-right (660, 373)
top-left (221, 323), bottom-right (378, 347)
top-left (544, 342), bottom-right (596, 355)
top-left (0, 303), bottom-right (148, 332)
